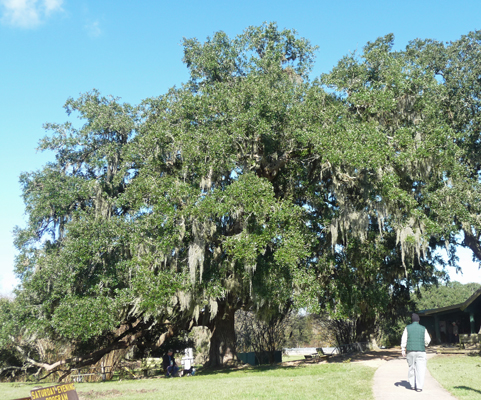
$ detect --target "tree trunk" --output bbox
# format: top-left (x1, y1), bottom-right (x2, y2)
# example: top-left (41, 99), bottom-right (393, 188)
top-left (355, 315), bottom-right (375, 342)
top-left (206, 304), bottom-right (237, 367)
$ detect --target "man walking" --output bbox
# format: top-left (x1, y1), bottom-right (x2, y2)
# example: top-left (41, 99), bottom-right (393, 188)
top-left (401, 313), bottom-right (431, 392)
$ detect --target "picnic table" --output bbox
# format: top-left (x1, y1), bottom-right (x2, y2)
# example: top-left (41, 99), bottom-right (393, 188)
top-left (303, 348), bottom-right (331, 362)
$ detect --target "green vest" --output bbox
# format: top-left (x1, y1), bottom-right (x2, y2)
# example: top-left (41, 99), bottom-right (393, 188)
top-left (406, 322), bottom-right (426, 352)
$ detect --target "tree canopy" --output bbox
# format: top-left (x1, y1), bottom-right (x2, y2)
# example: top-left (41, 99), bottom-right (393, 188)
top-left (2, 23), bottom-right (481, 379)
top-left (415, 282), bottom-right (481, 310)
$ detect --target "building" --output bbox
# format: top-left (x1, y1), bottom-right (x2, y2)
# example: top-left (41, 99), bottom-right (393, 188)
top-left (417, 287), bottom-right (481, 344)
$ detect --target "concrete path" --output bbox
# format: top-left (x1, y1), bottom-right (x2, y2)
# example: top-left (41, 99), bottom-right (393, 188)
top-left (373, 353), bottom-right (457, 399)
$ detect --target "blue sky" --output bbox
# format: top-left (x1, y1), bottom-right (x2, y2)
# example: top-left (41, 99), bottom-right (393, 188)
top-left (1, 0), bottom-right (480, 294)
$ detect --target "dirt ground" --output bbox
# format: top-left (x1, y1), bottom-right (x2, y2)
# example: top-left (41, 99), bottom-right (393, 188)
top-left (340, 347), bottom-right (402, 368)
top-left (283, 346), bottom-right (477, 369)
top-left (281, 347), bottom-right (403, 369)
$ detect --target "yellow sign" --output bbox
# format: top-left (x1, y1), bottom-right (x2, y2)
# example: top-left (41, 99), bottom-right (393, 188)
top-left (30, 383), bottom-right (78, 400)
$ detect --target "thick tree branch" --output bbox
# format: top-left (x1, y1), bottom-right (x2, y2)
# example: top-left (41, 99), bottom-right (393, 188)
top-left (462, 228), bottom-right (481, 262)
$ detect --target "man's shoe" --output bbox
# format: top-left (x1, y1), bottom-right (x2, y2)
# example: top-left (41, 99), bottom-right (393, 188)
top-left (416, 389), bottom-right (423, 392)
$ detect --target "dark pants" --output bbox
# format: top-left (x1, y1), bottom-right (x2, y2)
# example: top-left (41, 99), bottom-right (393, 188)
top-left (166, 365), bottom-right (179, 376)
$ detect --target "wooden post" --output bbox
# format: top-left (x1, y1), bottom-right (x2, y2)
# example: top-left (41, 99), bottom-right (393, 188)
top-left (434, 315), bottom-right (441, 343)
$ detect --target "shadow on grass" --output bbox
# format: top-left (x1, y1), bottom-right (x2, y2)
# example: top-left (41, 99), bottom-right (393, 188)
top-left (327, 348), bottom-right (400, 364)
top-left (454, 386), bottom-right (481, 394)
top-left (195, 350), bottom-right (398, 376)
top-left (197, 363), bottom-right (298, 376)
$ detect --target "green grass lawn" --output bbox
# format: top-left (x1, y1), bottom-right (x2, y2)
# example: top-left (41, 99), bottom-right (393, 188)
top-left (428, 355), bottom-right (481, 400)
top-left (1, 363), bottom-right (375, 400)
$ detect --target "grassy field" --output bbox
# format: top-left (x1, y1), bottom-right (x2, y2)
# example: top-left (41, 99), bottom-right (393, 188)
top-left (428, 354), bottom-right (481, 400)
top-left (1, 362), bottom-right (375, 400)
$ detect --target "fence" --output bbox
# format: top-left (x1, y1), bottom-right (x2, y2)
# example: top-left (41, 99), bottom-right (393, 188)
top-left (334, 342), bottom-right (371, 355)
top-left (284, 342), bottom-right (370, 356)
top-left (283, 347), bottom-right (337, 356)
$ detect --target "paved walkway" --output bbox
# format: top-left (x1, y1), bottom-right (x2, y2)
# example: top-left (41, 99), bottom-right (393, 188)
top-left (373, 353), bottom-right (457, 399)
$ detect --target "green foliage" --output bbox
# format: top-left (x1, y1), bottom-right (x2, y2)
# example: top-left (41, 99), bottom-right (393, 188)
top-left (0, 297), bottom-right (35, 379)
top-left (11, 91), bottom-right (137, 344)
top-left (414, 282), bottom-right (481, 310)
top-left (0, 297), bottom-right (15, 349)
top-left (182, 22), bottom-right (317, 87)
top-left (378, 317), bottom-right (408, 348)
top-left (235, 310), bottom-right (290, 358)
top-left (51, 296), bottom-right (122, 341)
top-left (284, 314), bottom-right (333, 348)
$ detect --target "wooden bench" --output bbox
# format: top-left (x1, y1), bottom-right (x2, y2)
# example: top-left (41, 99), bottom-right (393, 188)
top-left (459, 334), bottom-right (481, 349)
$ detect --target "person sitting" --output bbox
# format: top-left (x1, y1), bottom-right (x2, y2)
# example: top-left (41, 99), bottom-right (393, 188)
top-left (162, 349), bottom-right (179, 377)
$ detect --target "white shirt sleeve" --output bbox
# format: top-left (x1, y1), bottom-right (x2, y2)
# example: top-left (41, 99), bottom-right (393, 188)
top-left (401, 327), bottom-right (408, 350)
top-left (425, 329), bottom-right (431, 346)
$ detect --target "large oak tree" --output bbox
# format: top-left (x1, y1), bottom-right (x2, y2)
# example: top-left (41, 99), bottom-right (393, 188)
top-left (2, 24), bottom-right (481, 379)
